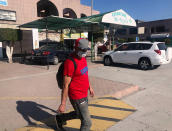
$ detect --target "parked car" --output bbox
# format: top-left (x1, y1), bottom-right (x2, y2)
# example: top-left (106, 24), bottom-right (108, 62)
top-left (103, 41), bottom-right (168, 70)
top-left (31, 44), bottom-right (72, 65)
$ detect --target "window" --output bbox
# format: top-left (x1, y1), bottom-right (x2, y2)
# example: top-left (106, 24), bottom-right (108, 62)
top-left (157, 43), bottom-right (166, 50)
top-left (116, 44), bottom-right (130, 51)
top-left (151, 27), bottom-right (155, 33)
top-left (140, 43), bottom-right (152, 50)
top-left (116, 29), bottom-right (127, 35)
top-left (0, 9), bottom-right (16, 21)
top-left (127, 43), bottom-right (140, 50)
top-left (63, 8), bottom-right (77, 18)
top-left (37, 0), bottom-right (59, 17)
top-left (129, 28), bottom-right (138, 34)
top-left (156, 26), bottom-right (165, 33)
top-left (116, 43), bottom-right (152, 51)
top-left (81, 14), bottom-right (87, 18)
top-left (145, 28), bottom-right (148, 33)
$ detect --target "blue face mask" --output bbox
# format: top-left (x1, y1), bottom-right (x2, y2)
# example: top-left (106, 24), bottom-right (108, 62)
top-left (77, 51), bottom-right (87, 57)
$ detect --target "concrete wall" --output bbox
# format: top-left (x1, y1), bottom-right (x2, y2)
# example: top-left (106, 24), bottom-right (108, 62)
top-left (0, 0), bottom-right (99, 26)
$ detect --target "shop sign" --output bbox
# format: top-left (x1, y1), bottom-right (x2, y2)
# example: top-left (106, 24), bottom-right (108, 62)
top-left (64, 32), bottom-right (88, 39)
top-left (0, 9), bottom-right (16, 21)
top-left (0, 0), bottom-right (8, 6)
top-left (102, 9), bottom-right (136, 27)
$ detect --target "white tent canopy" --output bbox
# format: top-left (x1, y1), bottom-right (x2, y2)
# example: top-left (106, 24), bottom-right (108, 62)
top-left (102, 9), bottom-right (136, 27)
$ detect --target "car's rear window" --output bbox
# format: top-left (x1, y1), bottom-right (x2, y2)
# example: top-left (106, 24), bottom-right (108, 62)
top-left (140, 44), bottom-right (153, 50)
top-left (40, 45), bottom-right (64, 50)
top-left (157, 43), bottom-right (166, 50)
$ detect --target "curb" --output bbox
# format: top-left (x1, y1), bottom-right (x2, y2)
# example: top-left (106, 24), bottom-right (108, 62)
top-left (112, 85), bottom-right (139, 99)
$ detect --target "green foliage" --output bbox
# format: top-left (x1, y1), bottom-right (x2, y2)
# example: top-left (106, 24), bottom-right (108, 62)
top-left (118, 38), bottom-right (127, 43)
top-left (0, 28), bottom-right (20, 42)
top-left (165, 38), bottom-right (171, 44)
top-left (128, 37), bottom-right (135, 42)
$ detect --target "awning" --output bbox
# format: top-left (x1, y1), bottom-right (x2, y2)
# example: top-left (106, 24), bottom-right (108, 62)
top-left (19, 16), bottom-right (93, 30)
top-left (19, 9), bottom-right (136, 31)
top-left (79, 9), bottom-right (136, 28)
top-left (151, 33), bottom-right (170, 38)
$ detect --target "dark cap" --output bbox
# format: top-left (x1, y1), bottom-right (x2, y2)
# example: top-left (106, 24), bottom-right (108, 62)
top-left (75, 38), bottom-right (89, 50)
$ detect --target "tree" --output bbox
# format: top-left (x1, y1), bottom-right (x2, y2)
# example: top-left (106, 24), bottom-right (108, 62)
top-left (0, 28), bottom-right (20, 63)
top-left (165, 38), bottom-right (171, 45)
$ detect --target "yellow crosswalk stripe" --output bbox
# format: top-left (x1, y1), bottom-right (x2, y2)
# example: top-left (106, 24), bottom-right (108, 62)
top-left (16, 96), bottom-right (136, 131)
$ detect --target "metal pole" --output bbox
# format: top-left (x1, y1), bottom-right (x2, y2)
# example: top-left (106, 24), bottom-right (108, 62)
top-left (91, 0), bottom-right (93, 15)
top-left (19, 27), bottom-right (23, 63)
top-left (91, 32), bottom-right (93, 62)
top-left (46, 18), bottom-right (48, 45)
top-left (91, 0), bottom-right (94, 62)
top-left (45, 17), bottom-right (49, 70)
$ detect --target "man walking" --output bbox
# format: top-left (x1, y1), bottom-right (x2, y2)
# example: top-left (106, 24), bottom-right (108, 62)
top-left (56, 38), bottom-right (95, 131)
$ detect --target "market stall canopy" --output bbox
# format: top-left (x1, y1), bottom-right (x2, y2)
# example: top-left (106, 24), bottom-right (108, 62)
top-left (19, 9), bottom-right (136, 31)
top-left (79, 9), bottom-right (136, 28)
top-left (19, 16), bottom-right (93, 30)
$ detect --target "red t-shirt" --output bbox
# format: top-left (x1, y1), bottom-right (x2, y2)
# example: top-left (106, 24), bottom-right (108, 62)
top-left (63, 54), bottom-right (89, 100)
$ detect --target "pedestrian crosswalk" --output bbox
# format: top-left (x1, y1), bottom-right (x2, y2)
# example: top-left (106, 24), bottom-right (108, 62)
top-left (16, 96), bottom-right (136, 131)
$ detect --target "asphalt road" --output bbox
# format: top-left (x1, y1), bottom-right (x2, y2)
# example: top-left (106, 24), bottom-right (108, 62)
top-left (88, 62), bottom-right (172, 131)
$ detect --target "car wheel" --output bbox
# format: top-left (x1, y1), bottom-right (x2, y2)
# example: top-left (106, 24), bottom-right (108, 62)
top-left (104, 56), bottom-right (112, 66)
top-left (53, 56), bottom-right (59, 65)
top-left (138, 58), bottom-right (151, 70)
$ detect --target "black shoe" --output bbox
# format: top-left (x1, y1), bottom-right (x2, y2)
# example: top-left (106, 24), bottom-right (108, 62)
top-left (55, 114), bottom-right (67, 130)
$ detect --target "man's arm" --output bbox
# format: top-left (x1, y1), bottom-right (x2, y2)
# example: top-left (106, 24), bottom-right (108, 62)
top-left (89, 84), bottom-right (95, 97)
top-left (57, 75), bottom-right (71, 113)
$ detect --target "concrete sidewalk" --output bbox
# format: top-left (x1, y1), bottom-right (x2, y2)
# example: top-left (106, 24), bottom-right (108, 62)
top-left (0, 61), bottom-right (139, 131)
top-left (0, 61), bottom-right (139, 99)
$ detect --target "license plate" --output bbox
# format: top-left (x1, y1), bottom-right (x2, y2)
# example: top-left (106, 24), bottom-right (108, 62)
top-left (36, 53), bottom-right (41, 56)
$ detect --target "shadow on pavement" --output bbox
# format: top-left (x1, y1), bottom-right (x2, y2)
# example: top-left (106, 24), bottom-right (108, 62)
top-left (91, 60), bottom-right (103, 64)
top-left (110, 63), bottom-right (139, 70)
top-left (16, 101), bottom-right (57, 129)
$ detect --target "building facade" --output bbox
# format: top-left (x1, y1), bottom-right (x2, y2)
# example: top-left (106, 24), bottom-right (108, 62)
top-left (0, 0), bottom-right (99, 27)
top-left (0, 0), bottom-right (99, 57)
top-left (115, 19), bottom-right (172, 45)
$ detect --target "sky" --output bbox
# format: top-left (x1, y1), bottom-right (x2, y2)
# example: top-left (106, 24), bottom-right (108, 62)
top-left (81, 0), bottom-right (172, 22)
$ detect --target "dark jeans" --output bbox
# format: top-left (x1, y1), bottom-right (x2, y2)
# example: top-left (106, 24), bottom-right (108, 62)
top-left (61, 97), bottom-right (92, 131)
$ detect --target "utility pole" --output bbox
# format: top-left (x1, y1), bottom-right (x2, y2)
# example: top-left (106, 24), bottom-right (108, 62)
top-left (91, 0), bottom-right (93, 15)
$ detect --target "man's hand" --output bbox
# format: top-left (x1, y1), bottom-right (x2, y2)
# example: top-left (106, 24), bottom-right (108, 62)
top-left (57, 104), bottom-right (66, 113)
top-left (57, 76), bottom-right (71, 113)
top-left (89, 86), bottom-right (95, 97)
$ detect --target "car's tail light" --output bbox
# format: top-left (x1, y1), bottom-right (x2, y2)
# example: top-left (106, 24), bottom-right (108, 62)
top-left (43, 51), bottom-right (50, 55)
top-left (154, 50), bottom-right (161, 55)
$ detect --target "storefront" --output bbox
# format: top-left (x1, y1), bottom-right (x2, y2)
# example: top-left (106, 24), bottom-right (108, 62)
top-left (0, 0), bottom-right (99, 58)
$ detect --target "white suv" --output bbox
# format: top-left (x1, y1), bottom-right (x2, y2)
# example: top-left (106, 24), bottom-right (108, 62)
top-left (103, 41), bottom-right (168, 70)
